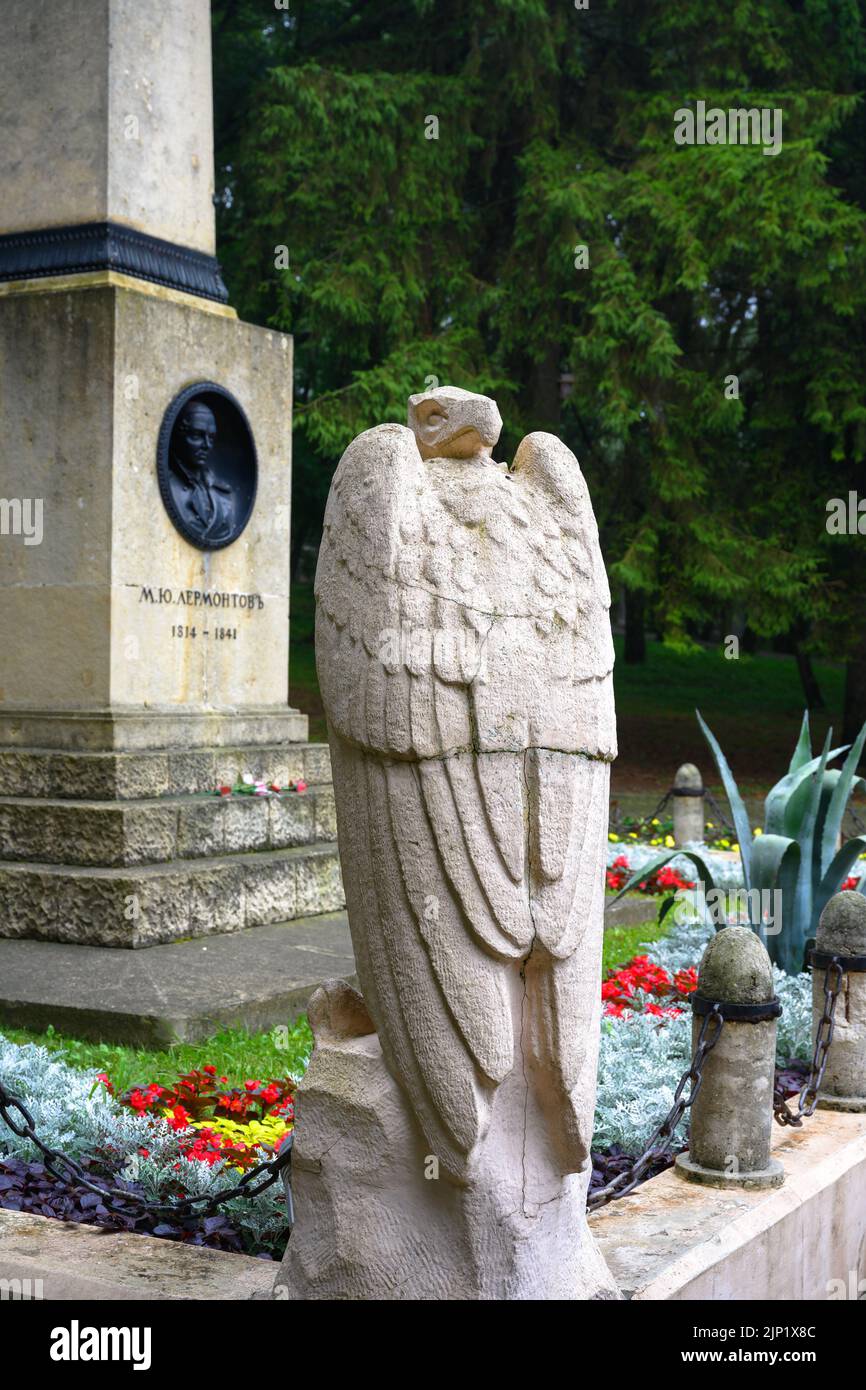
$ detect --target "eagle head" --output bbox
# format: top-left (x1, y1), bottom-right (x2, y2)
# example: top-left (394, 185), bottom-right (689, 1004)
top-left (408, 386), bottom-right (503, 462)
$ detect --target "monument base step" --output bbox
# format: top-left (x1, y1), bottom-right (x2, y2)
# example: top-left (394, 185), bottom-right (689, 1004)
top-left (0, 783), bottom-right (336, 867)
top-left (0, 841), bottom-right (345, 946)
top-left (0, 739), bottom-right (331, 800)
top-left (0, 910), bottom-right (354, 1045)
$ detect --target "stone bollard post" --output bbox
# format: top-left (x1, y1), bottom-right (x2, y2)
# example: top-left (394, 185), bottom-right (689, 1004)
top-left (672, 763), bottom-right (705, 846)
top-left (675, 926), bottom-right (784, 1189)
top-left (813, 892), bottom-right (866, 1112)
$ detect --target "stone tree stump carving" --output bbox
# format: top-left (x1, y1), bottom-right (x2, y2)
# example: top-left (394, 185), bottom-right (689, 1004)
top-left (274, 387), bottom-right (618, 1300)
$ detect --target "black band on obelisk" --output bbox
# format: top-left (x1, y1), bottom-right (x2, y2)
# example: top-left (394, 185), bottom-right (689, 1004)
top-left (0, 221), bottom-right (228, 303)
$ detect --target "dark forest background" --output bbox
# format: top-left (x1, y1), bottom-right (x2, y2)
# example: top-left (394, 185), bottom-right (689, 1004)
top-left (211, 0), bottom-right (866, 753)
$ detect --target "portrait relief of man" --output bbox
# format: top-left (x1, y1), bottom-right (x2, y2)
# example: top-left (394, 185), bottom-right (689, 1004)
top-left (169, 400), bottom-right (236, 545)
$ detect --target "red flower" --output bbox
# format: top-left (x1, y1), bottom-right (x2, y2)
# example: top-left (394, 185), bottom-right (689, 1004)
top-left (607, 855), bottom-right (695, 897)
top-left (296, 780), bottom-right (308, 793)
top-left (602, 952), bottom-right (691, 1018)
top-left (219, 785), bottom-right (232, 796)
top-left (203, 1064), bottom-right (217, 1075)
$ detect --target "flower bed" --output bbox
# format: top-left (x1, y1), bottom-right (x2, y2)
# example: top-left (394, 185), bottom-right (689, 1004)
top-left (606, 840), bottom-right (746, 893)
top-left (0, 1039), bottom-right (296, 1259)
top-left (112, 1066), bottom-right (294, 1172)
top-left (214, 775), bottom-right (307, 798)
top-left (609, 814), bottom-right (735, 852)
top-left (606, 855), bottom-right (696, 898)
top-left (0, 917), bottom-right (816, 1239)
top-left (602, 954), bottom-right (698, 1018)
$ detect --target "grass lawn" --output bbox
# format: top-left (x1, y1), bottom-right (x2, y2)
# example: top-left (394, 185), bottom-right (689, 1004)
top-left (601, 918), bottom-right (669, 975)
top-left (613, 637), bottom-right (843, 722)
top-left (0, 1018), bottom-right (313, 1095)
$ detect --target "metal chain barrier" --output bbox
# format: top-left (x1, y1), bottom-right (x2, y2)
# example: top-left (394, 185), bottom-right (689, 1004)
top-left (703, 787), bottom-right (736, 836)
top-left (587, 1004), bottom-right (724, 1211)
top-left (610, 786), bottom-right (678, 835)
top-left (0, 1077), bottom-right (292, 1219)
top-left (774, 956), bottom-right (844, 1127)
top-left (610, 784), bottom-right (735, 838)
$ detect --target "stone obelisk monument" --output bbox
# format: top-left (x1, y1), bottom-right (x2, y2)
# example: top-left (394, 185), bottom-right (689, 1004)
top-left (0, 1), bottom-right (341, 950)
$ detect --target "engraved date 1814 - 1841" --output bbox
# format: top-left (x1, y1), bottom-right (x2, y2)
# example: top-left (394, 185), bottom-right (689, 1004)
top-left (156, 382), bottom-right (258, 551)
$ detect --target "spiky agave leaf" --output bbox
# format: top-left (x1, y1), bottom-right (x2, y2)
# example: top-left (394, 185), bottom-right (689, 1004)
top-left (814, 835), bottom-right (866, 925)
top-left (763, 744), bottom-right (848, 839)
top-left (819, 721), bottom-right (866, 878)
top-left (747, 832), bottom-right (801, 971)
top-left (695, 710), bottom-right (753, 890)
top-left (786, 710), bottom-right (812, 776)
top-left (785, 730), bottom-right (833, 975)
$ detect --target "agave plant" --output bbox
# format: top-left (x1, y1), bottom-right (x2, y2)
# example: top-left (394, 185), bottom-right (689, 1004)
top-left (613, 711), bottom-right (866, 975)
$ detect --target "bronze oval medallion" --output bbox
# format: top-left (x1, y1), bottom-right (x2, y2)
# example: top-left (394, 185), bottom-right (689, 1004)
top-left (156, 382), bottom-right (257, 551)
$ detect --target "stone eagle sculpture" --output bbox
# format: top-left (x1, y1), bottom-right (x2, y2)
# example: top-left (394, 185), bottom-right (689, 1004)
top-left (277, 387), bottom-right (618, 1301)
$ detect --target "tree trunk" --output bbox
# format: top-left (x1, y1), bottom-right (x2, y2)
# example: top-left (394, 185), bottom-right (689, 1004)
top-left (290, 520), bottom-right (310, 583)
top-left (844, 632), bottom-right (866, 742)
top-left (624, 589), bottom-right (646, 665)
top-left (793, 642), bottom-right (825, 711)
top-left (526, 342), bottom-right (562, 434)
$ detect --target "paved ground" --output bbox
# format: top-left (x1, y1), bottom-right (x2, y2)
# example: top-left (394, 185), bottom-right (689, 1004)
top-left (0, 898), bottom-right (654, 1046)
top-left (0, 912), bottom-right (354, 1045)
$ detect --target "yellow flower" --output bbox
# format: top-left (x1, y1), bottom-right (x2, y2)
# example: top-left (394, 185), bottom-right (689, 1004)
top-left (719, 839), bottom-right (730, 849)
top-left (753, 827), bottom-right (763, 836)
top-left (628, 832), bottom-right (638, 839)
top-left (651, 818), bottom-right (660, 826)
top-left (664, 834), bottom-right (675, 848)
top-left (608, 832), bottom-right (619, 842)
top-left (189, 1113), bottom-right (292, 1169)
top-left (706, 822), bottom-right (714, 829)
top-left (650, 838), bottom-right (661, 846)
top-left (731, 843), bottom-right (739, 853)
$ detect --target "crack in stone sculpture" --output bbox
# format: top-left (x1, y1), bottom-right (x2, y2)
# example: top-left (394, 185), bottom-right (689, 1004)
top-left (275, 387), bottom-right (619, 1300)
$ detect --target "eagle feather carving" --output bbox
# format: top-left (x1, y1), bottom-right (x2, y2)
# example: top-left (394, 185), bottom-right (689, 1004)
top-left (315, 387), bottom-right (616, 1183)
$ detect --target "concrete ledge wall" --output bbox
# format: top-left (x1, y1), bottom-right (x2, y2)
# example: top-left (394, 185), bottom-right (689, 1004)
top-left (0, 1208), bottom-right (275, 1300)
top-left (590, 1110), bottom-right (866, 1301)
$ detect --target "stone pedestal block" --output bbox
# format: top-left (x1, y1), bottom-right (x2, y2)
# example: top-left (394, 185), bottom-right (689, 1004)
top-left (0, 282), bottom-right (296, 734)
